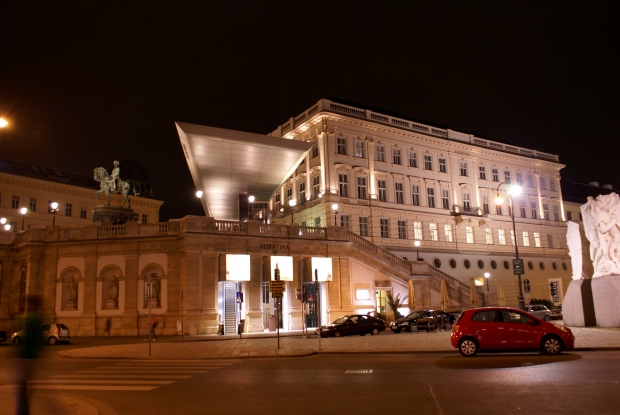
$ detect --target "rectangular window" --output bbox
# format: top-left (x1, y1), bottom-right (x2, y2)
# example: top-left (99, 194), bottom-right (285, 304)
top-left (520, 200), bottom-right (527, 218)
top-left (424, 155), bottom-right (433, 170)
top-left (531, 202), bottom-right (538, 219)
top-left (65, 203), bottom-right (72, 217)
top-left (498, 229), bottom-right (506, 245)
top-left (395, 183), bottom-right (404, 204)
top-left (492, 168), bottom-right (499, 182)
top-left (378, 180), bottom-right (387, 202)
top-left (411, 185), bottom-right (420, 206)
top-left (11, 221), bottom-right (17, 232)
top-left (427, 187), bottom-right (435, 208)
top-left (516, 172), bottom-right (523, 186)
top-left (429, 223), bottom-right (438, 241)
top-left (355, 140), bottom-right (365, 158)
top-left (528, 174), bottom-right (535, 187)
top-left (359, 217), bottom-right (368, 236)
top-left (338, 174), bottom-right (349, 197)
top-left (312, 176), bottom-right (320, 199)
top-left (465, 227), bottom-right (474, 244)
top-left (29, 198), bottom-right (37, 212)
top-left (482, 195), bottom-right (489, 214)
top-left (523, 231), bottom-right (530, 247)
top-left (444, 225), bottom-right (453, 242)
top-left (504, 170), bottom-right (511, 184)
top-left (534, 232), bottom-right (541, 247)
top-left (80, 206), bottom-right (87, 219)
top-left (314, 217), bottom-right (321, 227)
top-left (496, 203), bottom-right (502, 216)
top-left (439, 157), bottom-right (447, 173)
top-left (275, 194), bottom-right (281, 212)
top-left (299, 182), bottom-right (306, 204)
top-left (479, 166), bottom-right (486, 180)
top-left (393, 148), bottom-right (402, 165)
top-left (357, 177), bottom-right (367, 199)
top-left (12, 195), bottom-right (19, 209)
top-left (485, 228), bottom-right (493, 245)
top-left (547, 233), bottom-right (553, 248)
top-left (142, 214), bottom-right (148, 224)
top-left (341, 214), bottom-right (350, 229)
top-left (380, 218), bottom-right (389, 238)
top-left (550, 179), bottom-right (556, 191)
top-left (413, 221), bottom-right (423, 240)
top-left (409, 151), bottom-right (418, 168)
top-left (543, 203), bottom-right (550, 220)
top-left (442, 189), bottom-right (450, 210)
top-left (375, 145), bottom-right (385, 162)
top-left (459, 161), bottom-right (467, 176)
top-left (463, 192), bottom-right (471, 212)
top-left (398, 220), bottom-right (407, 239)
top-left (312, 146), bottom-right (319, 158)
top-left (566, 211), bottom-right (573, 221)
top-left (337, 137), bottom-right (347, 155)
top-left (540, 176), bottom-right (547, 190)
top-left (558, 234), bottom-right (564, 249)
top-left (553, 205), bottom-right (560, 221)
top-left (510, 230), bottom-right (515, 246)
top-left (286, 187), bottom-right (293, 202)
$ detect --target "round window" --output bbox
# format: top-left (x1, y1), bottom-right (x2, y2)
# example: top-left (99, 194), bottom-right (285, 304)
top-left (539, 262), bottom-right (545, 270)
top-left (434, 258), bottom-right (442, 268)
top-left (464, 259), bottom-right (471, 269)
top-left (528, 261), bottom-right (534, 270)
top-left (477, 260), bottom-right (484, 269)
top-left (491, 260), bottom-right (497, 269)
top-left (503, 261), bottom-right (510, 269)
top-left (552, 262), bottom-right (558, 270)
top-left (449, 259), bottom-right (457, 269)
top-left (562, 262), bottom-right (568, 270)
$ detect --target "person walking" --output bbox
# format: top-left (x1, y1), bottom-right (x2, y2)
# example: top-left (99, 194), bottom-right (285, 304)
top-left (105, 318), bottom-right (111, 338)
top-left (150, 316), bottom-right (158, 340)
top-left (15, 295), bottom-right (43, 415)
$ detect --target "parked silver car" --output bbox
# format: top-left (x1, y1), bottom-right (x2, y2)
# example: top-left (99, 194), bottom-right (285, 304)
top-left (11, 323), bottom-right (71, 345)
top-left (525, 305), bottom-right (551, 321)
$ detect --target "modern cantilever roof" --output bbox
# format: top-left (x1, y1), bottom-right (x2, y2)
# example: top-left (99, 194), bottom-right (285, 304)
top-left (176, 122), bottom-right (313, 220)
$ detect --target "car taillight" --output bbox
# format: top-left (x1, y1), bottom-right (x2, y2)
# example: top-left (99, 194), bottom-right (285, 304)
top-left (452, 324), bottom-right (460, 333)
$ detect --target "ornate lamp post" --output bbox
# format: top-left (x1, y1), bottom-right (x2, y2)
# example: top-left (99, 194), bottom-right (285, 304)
top-left (414, 240), bottom-right (421, 261)
top-left (495, 182), bottom-right (525, 310)
top-left (195, 190), bottom-right (203, 216)
top-left (331, 203), bottom-right (338, 226)
top-left (484, 272), bottom-right (490, 291)
top-left (50, 201), bottom-right (60, 226)
top-left (1, 217), bottom-right (10, 231)
top-left (288, 199), bottom-right (296, 223)
top-left (248, 195), bottom-right (255, 220)
top-left (20, 207), bottom-right (27, 231)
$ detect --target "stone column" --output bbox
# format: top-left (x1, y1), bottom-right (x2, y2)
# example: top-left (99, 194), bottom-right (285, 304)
top-left (124, 254), bottom-right (139, 336)
top-left (246, 254), bottom-right (264, 333)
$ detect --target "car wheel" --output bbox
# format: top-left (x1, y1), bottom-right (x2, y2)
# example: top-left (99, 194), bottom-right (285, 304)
top-left (458, 338), bottom-right (478, 357)
top-left (544, 314), bottom-right (550, 321)
top-left (371, 327), bottom-right (380, 336)
top-left (47, 336), bottom-right (57, 345)
top-left (13, 336), bottom-right (22, 345)
top-left (541, 335), bottom-right (563, 355)
top-left (333, 330), bottom-right (342, 338)
top-left (409, 323), bottom-right (417, 333)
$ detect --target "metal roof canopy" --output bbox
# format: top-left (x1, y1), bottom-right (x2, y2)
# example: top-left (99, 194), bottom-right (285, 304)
top-left (176, 122), bottom-right (312, 220)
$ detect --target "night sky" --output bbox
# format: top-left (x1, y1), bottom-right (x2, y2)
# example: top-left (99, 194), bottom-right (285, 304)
top-left (1, 2), bottom-right (618, 221)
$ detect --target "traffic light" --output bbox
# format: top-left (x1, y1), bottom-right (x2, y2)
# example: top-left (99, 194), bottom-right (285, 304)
top-left (295, 288), bottom-right (302, 301)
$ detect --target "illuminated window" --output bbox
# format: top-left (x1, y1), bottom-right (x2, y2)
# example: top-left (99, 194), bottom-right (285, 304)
top-left (429, 223), bottom-right (438, 241)
top-left (498, 229), bottom-right (506, 245)
top-left (466, 227), bottom-right (474, 244)
top-left (444, 225), bottom-right (453, 242)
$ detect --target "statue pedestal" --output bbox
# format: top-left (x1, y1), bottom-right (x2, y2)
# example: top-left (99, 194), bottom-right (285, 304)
top-left (106, 299), bottom-right (118, 309)
top-left (592, 275), bottom-right (620, 327)
top-left (563, 279), bottom-right (596, 327)
top-left (65, 300), bottom-right (77, 310)
top-left (93, 206), bottom-right (136, 226)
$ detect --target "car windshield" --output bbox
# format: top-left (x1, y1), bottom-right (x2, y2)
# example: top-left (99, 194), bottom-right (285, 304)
top-left (332, 316), bottom-right (349, 325)
top-left (56, 324), bottom-right (69, 330)
top-left (404, 311), bottom-right (425, 319)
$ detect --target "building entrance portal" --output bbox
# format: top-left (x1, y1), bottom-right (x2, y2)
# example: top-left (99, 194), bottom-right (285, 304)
top-left (305, 282), bottom-right (319, 328)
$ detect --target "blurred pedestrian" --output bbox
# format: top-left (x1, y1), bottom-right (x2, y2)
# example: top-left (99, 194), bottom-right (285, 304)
top-left (150, 316), bottom-right (158, 340)
top-left (105, 318), bottom-right (111, 338)
top-left (15, 295), bottom-right (43, 415)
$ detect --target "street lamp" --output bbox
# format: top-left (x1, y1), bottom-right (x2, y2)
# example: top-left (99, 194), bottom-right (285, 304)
top-left (495, 182), bottom-right (525, 310)
top-left (20, 207), bottom-right (27, 231)
top-left (1, 217), bottom-right (10, 231)
top-left (50, 201), bottom-right (59, 226)
top-left (484, 272), bottom-right (490, 292)
top-left (288, 199), bottom-right (296, 223)
top-left (414, 240), bottom-right (421, 261)
top-left (195, 190), bottom-right (203, 216)
top-left (0, 118), bottom-right (7, 128)
top-left (248, 195), bottom-right (255, 220)
top-left (331, 203), bottom-right (338, 226)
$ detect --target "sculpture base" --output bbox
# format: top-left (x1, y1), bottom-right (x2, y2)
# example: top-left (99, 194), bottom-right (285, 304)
top-left (92, 206), bottom-right (136, 226)
top-left (592, 275), bottom-right (620, 327)
top-left (563, 279), bottom-right (596, 327)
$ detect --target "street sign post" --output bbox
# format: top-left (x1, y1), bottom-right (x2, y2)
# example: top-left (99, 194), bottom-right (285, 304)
top-left (512, 258), bottom-right (525, 275)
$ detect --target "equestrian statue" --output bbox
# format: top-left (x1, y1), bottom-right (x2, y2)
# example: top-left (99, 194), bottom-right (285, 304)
top-left (93, 161), bottom-right (135, 208)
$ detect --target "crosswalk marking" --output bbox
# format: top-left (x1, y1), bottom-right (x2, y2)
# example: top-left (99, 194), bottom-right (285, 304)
top-left (0, 385), bottom-right (158, 391)
top-left (50, 374), bottom-right (192, 379)
top-left (73, 370), bottom-right (208, 374)
top-left (29, 380), bottom-right (175, 385)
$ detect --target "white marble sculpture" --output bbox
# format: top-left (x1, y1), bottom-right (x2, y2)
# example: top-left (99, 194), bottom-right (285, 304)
top-left (566, 221), bottom-right (582, 280)
top-left (581, 193), bottom-right (620, 277)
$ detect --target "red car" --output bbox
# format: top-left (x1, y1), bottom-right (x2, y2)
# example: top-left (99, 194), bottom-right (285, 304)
top-left (451, 307), bottom-right (575, 357)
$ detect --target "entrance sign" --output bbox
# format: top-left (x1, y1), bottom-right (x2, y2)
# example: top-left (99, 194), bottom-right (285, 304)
top-left (512, 259), bottom-right (525, 275)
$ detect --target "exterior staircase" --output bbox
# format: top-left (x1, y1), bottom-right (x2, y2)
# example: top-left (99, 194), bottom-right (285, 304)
top-left (223, 282), bottom-right (237, 334)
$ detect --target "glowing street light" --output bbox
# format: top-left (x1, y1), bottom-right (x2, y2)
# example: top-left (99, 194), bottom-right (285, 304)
top-left (1, 217), bottom-right (10, 231)
top-left (0, 118), bottom-right (8, 128)
top-left (249, 195), bottom-right (255, 220)
top-left (20, 207), bottom-right (27, 231)
top-left (195, 190), bottom-right (204, 216)
top-left (495, 182), bottom-right (525, 310)
top-left (331, 203), bottom-right (338, 226)
top-left (484, 272), bottom-right (490, 292)
top-left (288, 199), bottom-right (296, 223)
top-left (414, 240), bottom-right (421, 261)
top-left (50, 201), bottom-right (60, 226)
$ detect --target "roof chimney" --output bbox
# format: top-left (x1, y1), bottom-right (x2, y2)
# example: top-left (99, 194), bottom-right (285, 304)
top-left (589, 181), bottom-right (600, 187)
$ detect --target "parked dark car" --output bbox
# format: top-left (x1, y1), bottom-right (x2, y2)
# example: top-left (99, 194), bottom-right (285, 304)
top-left (451, 307), bottom-right (574, 357)
top-left (390, 309), bottom-right (448, 333)
top-left (318, 314), bottom-right (386, 338)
